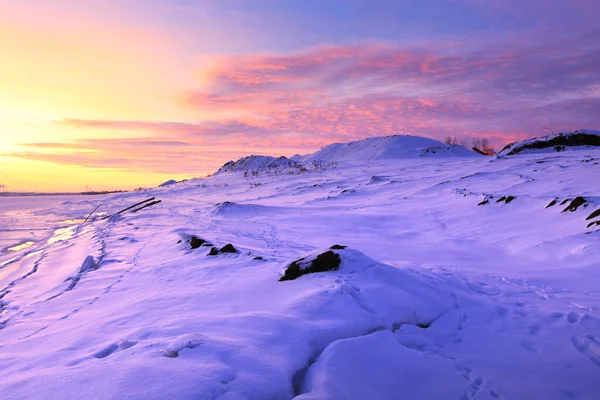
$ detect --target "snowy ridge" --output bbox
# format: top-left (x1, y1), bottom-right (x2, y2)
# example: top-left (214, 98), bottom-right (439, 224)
top-left (215, 155), bottom-right (301, 174)
top-left (497, 129), bottom-right (600, 156)
top-left (294, 135), bottom-right (478, 163)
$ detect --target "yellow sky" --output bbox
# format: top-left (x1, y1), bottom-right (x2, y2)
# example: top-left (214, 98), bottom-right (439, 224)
top-left (0, 2), bottom-right (200, 192)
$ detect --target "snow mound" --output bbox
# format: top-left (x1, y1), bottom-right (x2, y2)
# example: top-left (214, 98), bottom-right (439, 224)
top-left (79, 255), bottom-right (97, 273)
top-left (211, 201), bottom-right (274, 216)
top-left (497, 129), bottom-right (600, 156)
top-left (296, 135), bottom-right (478, 163)
top-left (159, 179), bottom-right (178, 187)
top-left (215, 155), bottom-right (301, 174)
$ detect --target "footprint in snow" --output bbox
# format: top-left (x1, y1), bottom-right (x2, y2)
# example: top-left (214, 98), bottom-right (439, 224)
top-left (572, 334), bottom-right (600, 367)
top-left (567, 312), bottom-right (580, 324)
top-left (92, 339), bottom-right (137, 359)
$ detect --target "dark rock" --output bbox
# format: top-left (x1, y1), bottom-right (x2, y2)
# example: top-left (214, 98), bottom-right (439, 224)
top-left (545, 199), bottom-right (557, 208)
top-left (496, 196), bottom-right (507, 203)
top-left (177, 239), bottom-right (182, 244)
top-left (207, 244), bottom-right (238, 255)
top-left (253, 256), bottom-right (264, 261)
top-left (280, 251), bottom-right (341, 282)
top-left (586, 208), bottom-right (600, 221)
top-left (560, 198), bottom-right (570, 205)
top-left (587, 221), bottom-right (600, 228)
top-left (219, 244), bottom-right (238, 253)
top-left (503, 132), bottom-right (600, 156)
top-left (416, 322), bottom-right (431, 329)
top-left (505, 196), bottom-right (516, 204)
top-left (190, 236), bottom-right (205, 249)
top-left (330, 244), bottom-right (347, 250)
top-left (563, 197), bottom-right (587, 212)
top-left (477, 200), bottom-right (489, 206)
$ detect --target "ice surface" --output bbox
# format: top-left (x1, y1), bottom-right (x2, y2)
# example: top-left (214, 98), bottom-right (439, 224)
top-left (0, 149), bottom-right (599, 399)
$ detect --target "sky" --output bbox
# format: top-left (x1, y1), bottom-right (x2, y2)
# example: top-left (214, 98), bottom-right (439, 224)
top-left (0, 0), bottom-right (598, 192)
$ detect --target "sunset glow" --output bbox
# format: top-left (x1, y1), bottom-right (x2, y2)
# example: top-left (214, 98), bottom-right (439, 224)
top-left (1, 0), bottom-right (598, 192)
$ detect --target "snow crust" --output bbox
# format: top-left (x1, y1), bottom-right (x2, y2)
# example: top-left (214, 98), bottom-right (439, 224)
top-left (1, 149), bottom-right (600, 399)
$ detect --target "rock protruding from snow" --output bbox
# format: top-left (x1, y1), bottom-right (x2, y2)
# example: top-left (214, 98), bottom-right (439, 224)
top-left (190, 236), bottom-right (209, 249)
top-left (496, 129), bottom-right (600, 157)
top-left (215, 155), bottom-right (301, 174)
top-left (280, 248), bottom-right (346, 281)
top-left (295, 135), bottom-right (478, 163)
top-left (562, 197), bottom-right (587, 212)
top-left (208, 244), bottom-right (238, 256)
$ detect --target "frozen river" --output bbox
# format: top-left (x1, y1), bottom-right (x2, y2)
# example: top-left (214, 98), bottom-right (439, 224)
top-left (0, 195), bottom-right (105, 254)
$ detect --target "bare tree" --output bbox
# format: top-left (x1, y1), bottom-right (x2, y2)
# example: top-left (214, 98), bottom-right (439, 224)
top-left (542, 127), bottom-right (555, 135)
top-left (481, 138), bottom-right (490, 151)
top-left (445, 136), bottom-right (460, 146)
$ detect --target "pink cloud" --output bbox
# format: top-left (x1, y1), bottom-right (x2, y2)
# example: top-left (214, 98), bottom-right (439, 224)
top-left (10, 31), bottom-right (597, 177)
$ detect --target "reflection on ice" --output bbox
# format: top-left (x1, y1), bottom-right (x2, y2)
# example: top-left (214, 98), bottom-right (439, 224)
top-left (7, 241), bottom-right (35, 251)
top-left (48, 226), bottom-right (78, 244)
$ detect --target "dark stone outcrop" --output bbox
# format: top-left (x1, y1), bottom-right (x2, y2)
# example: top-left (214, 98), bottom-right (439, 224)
top-left (560, 198), bottom-right (571, 206)
top-left (500, 132), bottom-right (600, 156)
top-left (190, 236), bottom-right (205, 249)
top-left (477, 200), bottom-right (489, 206)
top-left (546, 199), bottom-right (557, 208)
top-left (207, 244), bottom-right (238, 256)
top-left (253, 256), bottom-right (264, 261)
top-left (493, 195), bottom-right (515, 204)
top-left (330, 244), bottom-right (347, 250)
top-left (219, 244), bottom-right (238, 253)
top-left (280, 251), bottom-right (341, 282)
top-left (563, 197), bottom-right (587, 212)
top-left (586, 208), bottom-right (600, 221)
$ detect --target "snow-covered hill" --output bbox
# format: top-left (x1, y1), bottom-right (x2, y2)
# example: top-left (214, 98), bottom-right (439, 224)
top-left (497, 129), bottom-right (600, 156)
top-left (215, 155), bottom-right (301, 174)
top-left (294, 135), bottom-right (478, 163)
top-left (1, 149), bottom-right (600, 399)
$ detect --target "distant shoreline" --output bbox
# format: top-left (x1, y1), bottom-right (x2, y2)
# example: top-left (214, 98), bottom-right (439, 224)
top-left (0, 191), bottom-right (126, 197)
